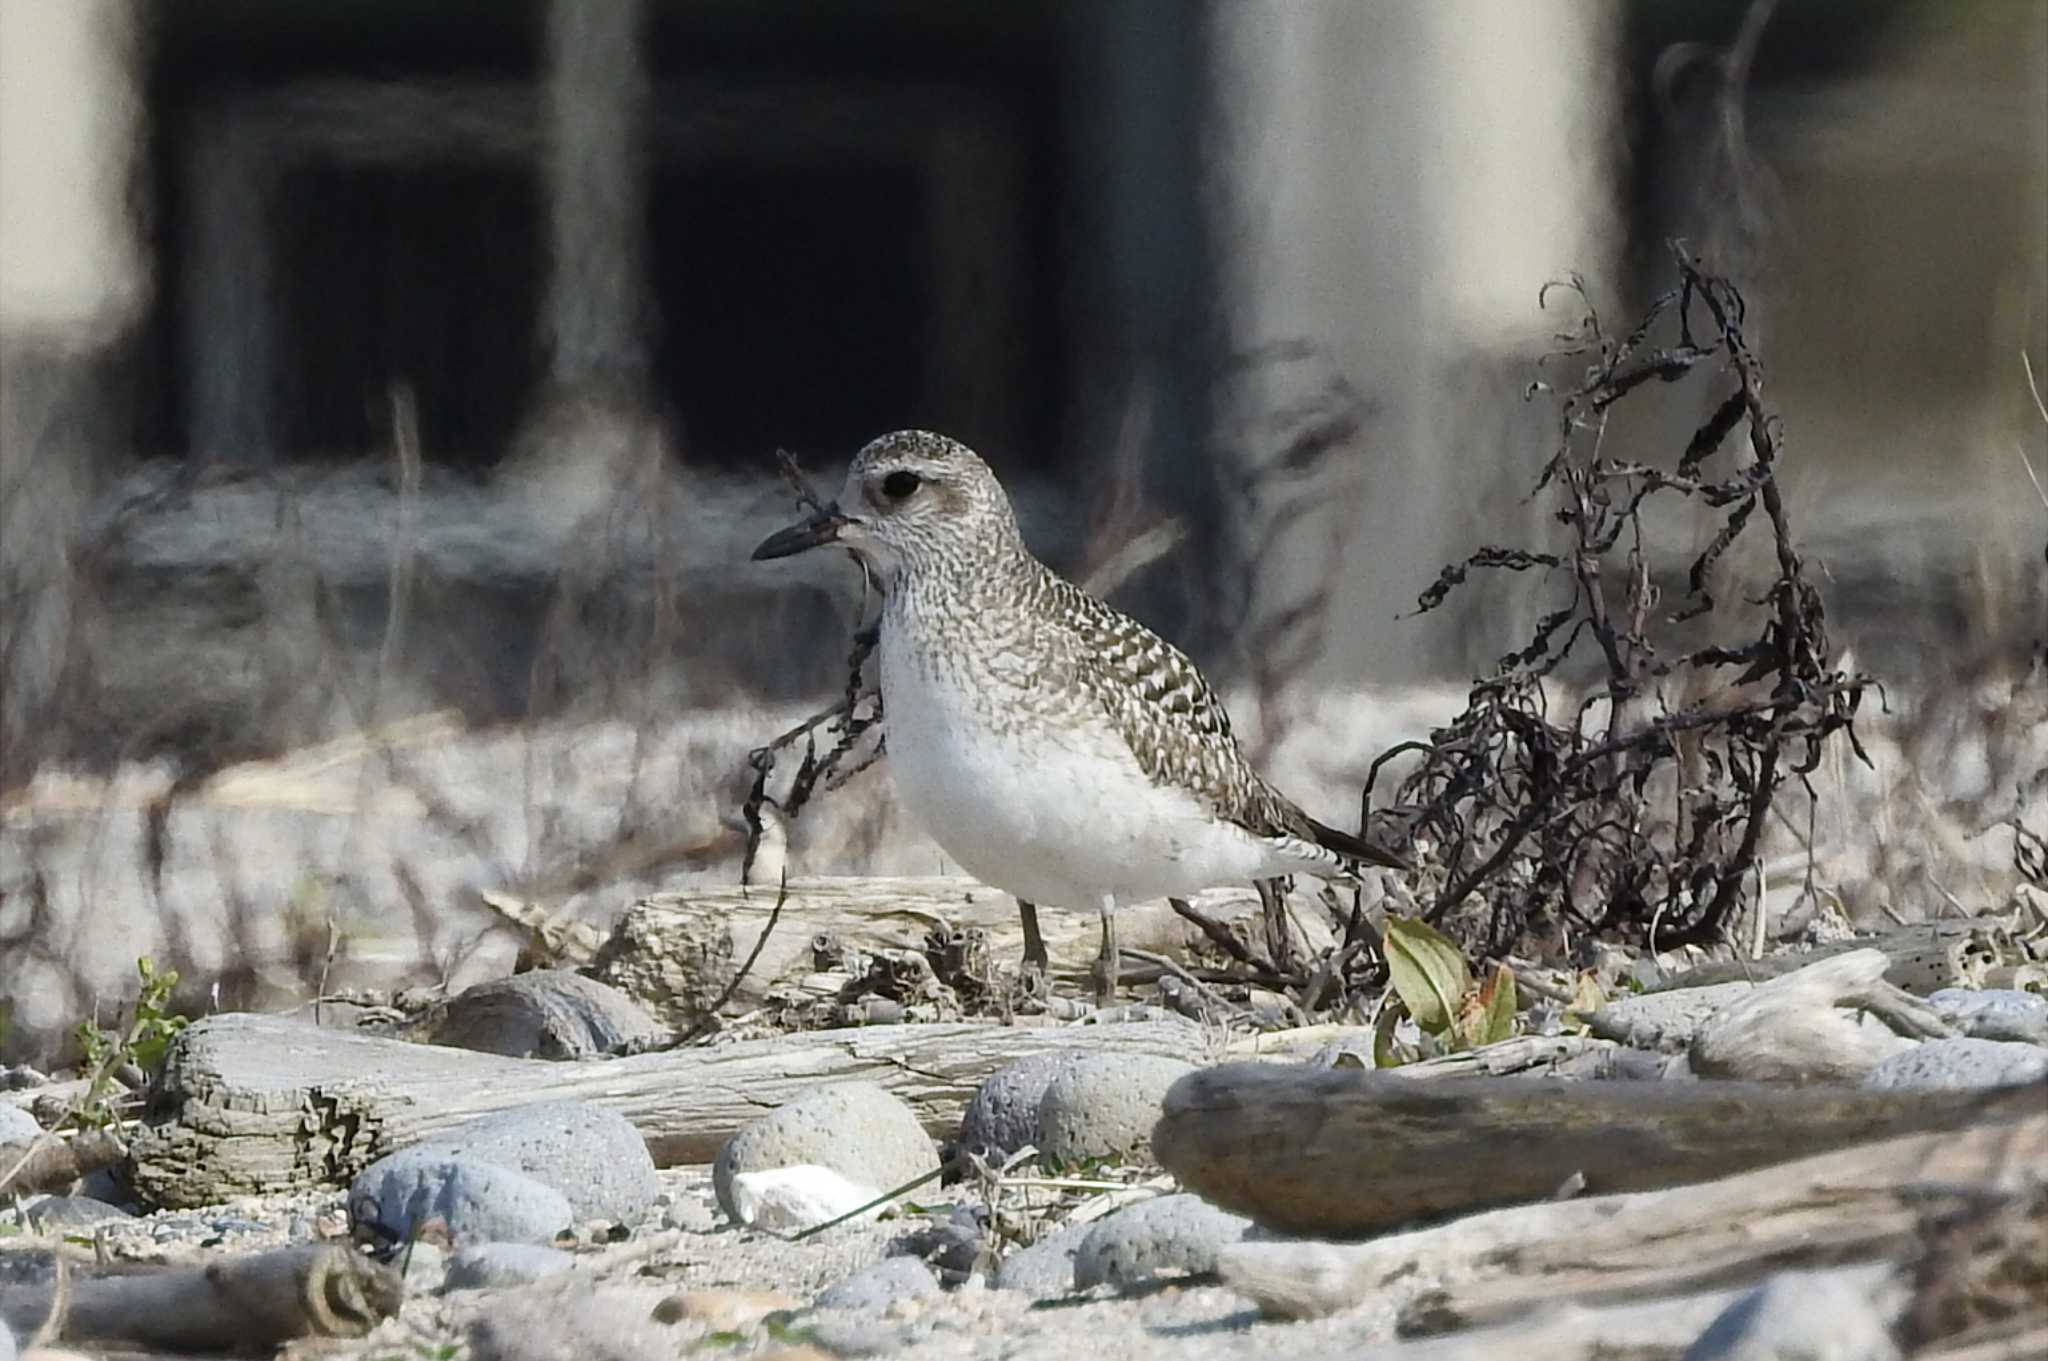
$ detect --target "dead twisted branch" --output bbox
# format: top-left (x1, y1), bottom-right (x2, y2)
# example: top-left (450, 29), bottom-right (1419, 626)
top-left (1382, 244), bottom-right (1871, 957)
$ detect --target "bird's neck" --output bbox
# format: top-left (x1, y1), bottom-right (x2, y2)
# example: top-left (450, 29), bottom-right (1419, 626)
top-left (881, 532), bottom-right (1051, 646)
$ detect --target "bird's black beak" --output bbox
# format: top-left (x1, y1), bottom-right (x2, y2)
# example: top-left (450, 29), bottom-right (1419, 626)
top-left (752, 506), bottom-right (851, 561)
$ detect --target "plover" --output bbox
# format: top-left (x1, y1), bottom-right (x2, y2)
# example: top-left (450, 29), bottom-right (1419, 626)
top-left (753, 430), bottom-right (1408, 1003)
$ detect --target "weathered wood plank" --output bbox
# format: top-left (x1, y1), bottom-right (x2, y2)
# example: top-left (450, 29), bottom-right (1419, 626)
top-left (1646, 917), bottom-right (2025, 995)
top-left (1219, 1108), bottom-right (2046, 1323)
top-left (0, 1244), bottom-right (403, 1350)
top-left (128, 1011), bottom-right (1201, 1209)
top-left (583, 876), bottom-right (1319, 1027)
top-left (1154, 1061), bottom-right (2044, 1236)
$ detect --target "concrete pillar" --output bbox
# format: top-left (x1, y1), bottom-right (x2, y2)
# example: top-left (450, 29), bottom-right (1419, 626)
top-left (541, 0), bottom-right (651, 396)
top-left (0, 0), bottom-right (148, 778)
top-left (1205, 0), bottom-right (1619, 684)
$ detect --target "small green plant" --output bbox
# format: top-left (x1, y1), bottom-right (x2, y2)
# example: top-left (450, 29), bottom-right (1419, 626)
top-left (71, 956), bottom-right (188, 1128)
top-left (1375, 916), bottom-right (1518, 1066)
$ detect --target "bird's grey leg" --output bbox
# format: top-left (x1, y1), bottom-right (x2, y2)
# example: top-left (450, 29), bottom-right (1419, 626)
top-left (1017, 899), bottom-right (1049, 990)
top-left (1093, 895), bottom-right (1119, 1007)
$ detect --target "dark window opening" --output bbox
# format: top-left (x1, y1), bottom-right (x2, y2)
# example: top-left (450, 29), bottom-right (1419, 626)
top-left (274, 162), bottom-right (541, 465)
top-left (647, 160), bottom-right (929, 464)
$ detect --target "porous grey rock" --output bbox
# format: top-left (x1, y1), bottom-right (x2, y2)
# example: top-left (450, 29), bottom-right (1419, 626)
top-left (889, 1205), bottom-right (985, 1279)
top-left (350, 1154), bottom-right (574, 1249)
top-left (958, 1051), bottom-right (1086, 1158)
top-left (387, 1099), bottom-right (659, 1223)
top-left (814, 1256), bottom-right (943, 1311)
top-left (713, 1081), bottom-right (938, 1223)
top-left (0, 1314), bottom-right (13, 1361)
top-left (1927, 988), bottom-right (2048, 1045)
top-left (1072, 1193), bottom-right (1253, 1289)
top-left (1683, 1267), bottom-right (1898, 1361)
top-left (992, 1220), bottom-right (1093, 1297)
top-left (1584, 983), bottom-right (1756, 1052)
top-left (0, 1105), bottom-right (40, 1144)
top-left (23, 1195), bottom-right (134, 1230)
top-left (1035, 1054), bottom-right (1195, 1164)
top-left (445, 1242), bottom-right (579, 1290)
top-left (427, 970), bottom-right (666, 1059)
top-left (1863, 1037), bottom-right (2048, 1091)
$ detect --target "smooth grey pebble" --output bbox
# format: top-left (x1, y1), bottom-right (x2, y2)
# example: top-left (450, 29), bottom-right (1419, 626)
top-left (815, 1256), bottom-right (943, 1310)
top-left (713, 1081), bottom-right (938, 1223)
top-left (377, 1099), bottom-right (658, 1224)
top-left (350, 1153), bottom-right (574, 1248)
top-left (428, 969), bottom-right (666, 1059)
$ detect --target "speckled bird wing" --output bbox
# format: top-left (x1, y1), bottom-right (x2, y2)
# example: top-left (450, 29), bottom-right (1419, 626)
top-left (1039, 576), bottom-right (1317, 842)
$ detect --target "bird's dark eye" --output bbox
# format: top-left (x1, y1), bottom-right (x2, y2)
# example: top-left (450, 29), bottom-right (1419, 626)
top-left (881, 470), bottom-right (922, 500)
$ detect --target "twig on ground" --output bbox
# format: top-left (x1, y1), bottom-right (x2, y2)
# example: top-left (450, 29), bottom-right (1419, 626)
top-left (1113, 947), bottom-right (1258, 1022)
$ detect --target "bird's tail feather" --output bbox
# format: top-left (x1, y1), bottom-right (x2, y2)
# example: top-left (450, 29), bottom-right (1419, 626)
top-left (1305, 815), bottom-right (1413, 873)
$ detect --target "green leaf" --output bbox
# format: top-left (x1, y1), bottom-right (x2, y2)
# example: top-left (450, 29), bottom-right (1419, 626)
top-left (1383, 916), bottom-right (1471, 1035)
top-left (1563, 971), bottom-right (1607, 1031)
top-left (1478, 963), bottom-right (1518, 1045)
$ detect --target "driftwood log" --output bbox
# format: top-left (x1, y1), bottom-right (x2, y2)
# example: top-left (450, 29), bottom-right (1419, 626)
top-left (129, 1011), bottom-right (1200, 1208)
top-left (1686, 948), bottom-right (1951, 1082)
top-left (1647, 917), bottom-right (2035, 996)
top-left (0, 1243), bottom-right (403, 1350)
top-left (584, 876), bottom-right (1312, 1028)
top-left (1154, 1062), bottom-right (2046, 1236)
top-left (1218, 1105), bottom-right (2047, 1324)
top-left (0, 1130), bottom-right (125, 1198)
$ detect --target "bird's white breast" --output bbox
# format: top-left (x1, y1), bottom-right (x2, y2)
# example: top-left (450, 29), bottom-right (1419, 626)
top-left (878, 620), bottom-right (1273, 909)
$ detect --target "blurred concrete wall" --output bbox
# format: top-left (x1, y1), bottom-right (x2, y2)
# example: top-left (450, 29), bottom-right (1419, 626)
top-left (0, 0), bottom-right (148, 779)
top-left (1207, 0), bottom-right (1620, 684)
top-left (0, 0), bottom-right (2041, 784)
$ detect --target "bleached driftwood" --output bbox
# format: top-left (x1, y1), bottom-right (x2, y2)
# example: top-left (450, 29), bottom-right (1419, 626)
top-left (1218, 1029), bottom-right (1618, 1076)
top-left (0, 1130), bottom-right (124, 1198)
top-left (1647, 917), bottom-right (2028, 996)
top-left (1153, 1061), bottom-right (2043, 1236)
top-left (1218, 1106), bottom-right (2044, 1324)
top-left (1687, 947), bottom-right (1953, 1083)
top-left (585, 876), bottom-right (1315, 1027)
top-left (128, 1010), bottom-right (1201, 1208)
top-left (0, 1243), bottom-right (402, 1350)
top-left (1275, 1266), bottom-right (1898, 1361)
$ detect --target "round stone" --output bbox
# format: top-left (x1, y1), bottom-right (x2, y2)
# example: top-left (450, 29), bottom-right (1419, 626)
top-left (1072, 1194), bottom-right (1252, 1289)
top-left (1035, 1054), bottom-right (1195, 1165)
top-left (713, 1081), bottom-right (939, 1224)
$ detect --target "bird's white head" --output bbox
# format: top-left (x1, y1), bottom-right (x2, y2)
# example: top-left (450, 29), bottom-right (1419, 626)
top-left (752, 430), bottom-right (1021, 586)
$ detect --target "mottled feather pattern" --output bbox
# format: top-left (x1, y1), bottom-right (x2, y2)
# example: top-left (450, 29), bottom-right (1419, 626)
top-left (1027, 568), bottom-right (1349, 860)
top-left (833, 429), bottom-right (1400, 877)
